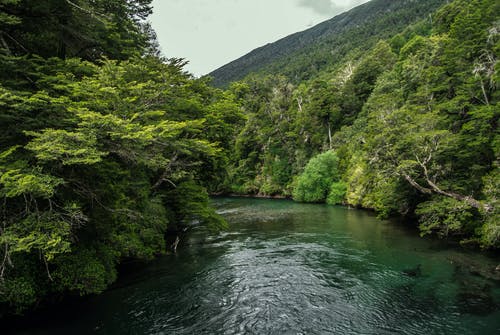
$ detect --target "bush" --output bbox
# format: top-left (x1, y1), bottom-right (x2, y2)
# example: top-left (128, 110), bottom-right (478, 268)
top-left (293, 151), bottom-right (342, 203)
top-left (327, 181), bottom-right (347, 205)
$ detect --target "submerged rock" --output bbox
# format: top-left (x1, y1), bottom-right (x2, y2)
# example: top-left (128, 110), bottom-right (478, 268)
top-left (448, 255), bottom-right (500, 282)
top-left (457, 284), bottom-right (497, 316)
top-left (403, 264), bottom-right (422, 277)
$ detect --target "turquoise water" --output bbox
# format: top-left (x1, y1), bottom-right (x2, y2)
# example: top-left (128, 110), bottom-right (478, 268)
top-left (8, 198), bottom-right (500, 334)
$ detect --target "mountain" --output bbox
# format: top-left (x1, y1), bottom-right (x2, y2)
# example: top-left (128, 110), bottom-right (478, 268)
top-left (208, 0), bottom-right (447, 87)
top-left (213, 0), bottom-right (499, 248)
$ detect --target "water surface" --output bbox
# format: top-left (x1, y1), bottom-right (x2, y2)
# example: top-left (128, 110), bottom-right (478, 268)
top-left (10, 198), bottom-right (500, 334)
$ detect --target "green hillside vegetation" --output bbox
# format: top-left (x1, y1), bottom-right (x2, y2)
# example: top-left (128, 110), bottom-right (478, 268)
top-left (209, 0), bottom-right (448, 87)
top-left (214, 0), bottom-right (499, 249)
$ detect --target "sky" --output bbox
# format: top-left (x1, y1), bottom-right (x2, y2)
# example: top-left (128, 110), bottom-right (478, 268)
top-left (150, 0), bottom-right (370, 76)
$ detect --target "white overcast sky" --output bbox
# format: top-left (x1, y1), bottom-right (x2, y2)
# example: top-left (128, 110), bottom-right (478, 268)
top-left (150, 0), bottom-right (370, 76)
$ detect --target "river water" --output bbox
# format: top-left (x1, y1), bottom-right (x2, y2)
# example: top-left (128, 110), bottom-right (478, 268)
top-left (9, 198), bottom-right (500, 334)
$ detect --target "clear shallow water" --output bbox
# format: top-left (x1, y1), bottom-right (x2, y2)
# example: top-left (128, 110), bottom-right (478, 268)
top-left (8, 198), bottom-right (500, 334)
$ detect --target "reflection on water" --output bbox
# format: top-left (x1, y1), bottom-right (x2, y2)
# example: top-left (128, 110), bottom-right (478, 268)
top-left (8, 198), bottom-right (500, 335)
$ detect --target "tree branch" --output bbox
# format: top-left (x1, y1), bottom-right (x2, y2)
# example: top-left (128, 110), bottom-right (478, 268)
top-left (403, 157), bottom-right (489, 212)
top-left (65, 0), bottom-right (106, 24)
top-left (403, 173), bottom-right (432, 194)
top-left (152, 153), bottom-right (178, 190)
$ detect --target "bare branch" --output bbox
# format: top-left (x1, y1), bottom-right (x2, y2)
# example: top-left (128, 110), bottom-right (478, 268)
top-left (404, 156), bottom-right (490, 212)
top-left (403, 173), bottom-right (432, 194)
top-left (296, 96), bottom-right (303, 113)
top-left (0, 242), bottom-right (12, 281)
top-left (0, 33), bottom-right (12, 55)
top-left (65, 0), bottom-right (107, 24)
top-left (42, 254), bottom-right (53, 282)
top-left (152, 153), bottom-right (178, 190)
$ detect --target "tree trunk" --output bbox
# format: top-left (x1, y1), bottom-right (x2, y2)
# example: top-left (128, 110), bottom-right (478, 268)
top-left (327, 123), bottom-right (332, 149)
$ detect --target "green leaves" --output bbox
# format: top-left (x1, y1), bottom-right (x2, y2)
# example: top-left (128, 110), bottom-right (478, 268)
top-left (0, 54), bottom-right (234, 314)
top-left (479, 170), bottom-right (500, 248)
top-left (0, 168), bottom-right (63, 199)
top-left (293, 151), bottom-right (342, 203)
top-left (220, 0), bottom-right (499, 250)
top-left (0, 0), bottom-right (21, 28)
top-left (1, 213), bottom-right (72, 261)
top-left (327, 181), bottom-right (347, 205)
top-left (336, 0), bottom-right (499, 244)
top-left (163, 180), bottom-right (227, 231)
top-left (25, 129), bottom-right (106, 166)
top-left (0, 0), bottom-right (155, 60)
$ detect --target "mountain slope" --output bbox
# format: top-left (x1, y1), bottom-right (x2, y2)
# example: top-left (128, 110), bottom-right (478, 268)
top-left (214, 0), bottom-right (499, 248)
top-left (209, 0), bottom-right (447, 87)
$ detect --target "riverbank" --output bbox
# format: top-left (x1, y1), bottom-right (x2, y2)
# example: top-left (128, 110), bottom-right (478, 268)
top-left (212, 192), bottom-right (500, 252)
top-left (211, 192), bottom-right (291, 200)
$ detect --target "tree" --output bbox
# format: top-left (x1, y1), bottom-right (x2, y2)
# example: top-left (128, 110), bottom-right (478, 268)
top-left (337, 0), bottom-right (499, 244)
top-left (341, 41), bottom-right (397, 122)
top-left (0, 0), bottom-right (155, 60)
top-left (0, 57), bottom-right (231, 314)
top-left (293, 151), bottom-right (344, 203)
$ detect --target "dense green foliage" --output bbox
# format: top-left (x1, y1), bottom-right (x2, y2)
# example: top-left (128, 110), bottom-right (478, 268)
top-left (293, 151), bottom-right (344, 204)
top-left (214, 0), bottom-right (499, 249)
top-left (0, 0), bottom-right (158, 60)
top-left (0, 0), bottom-right (239, 316)
top-left (0, 0), bottom-right (498, 319)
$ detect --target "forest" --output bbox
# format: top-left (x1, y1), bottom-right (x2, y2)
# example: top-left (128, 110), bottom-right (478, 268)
top-left (217, 0), bottom-right (499, 249)
top-left (0, 0), bottom-right (498, 318)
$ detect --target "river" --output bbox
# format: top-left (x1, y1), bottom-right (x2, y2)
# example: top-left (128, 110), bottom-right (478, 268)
top-left (8, 198), bottom-right (500, 334)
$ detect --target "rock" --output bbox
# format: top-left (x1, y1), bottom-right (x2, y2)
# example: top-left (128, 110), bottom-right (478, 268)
top-left (403, 264), bottom-right (422, 277)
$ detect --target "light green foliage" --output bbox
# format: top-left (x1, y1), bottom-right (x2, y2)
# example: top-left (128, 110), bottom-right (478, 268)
top-left (25, 129), bottom-right (106, 165)
top-left (0, 0), bottom-right (21, 27)
top-left (0, 168), bottom-right (64, 199)
top-left (0, 54), bottom-right (233, 314)
top-left (293, 151), bottom-right (342, 203)
top-left (479, 171), bottom-right (499, 248)
top-left (0, 213), bottom-right (72, 261)
top-left (326, 182), bottom-right (347, 205)
top-left (0, 0), bottom-right (234, 317)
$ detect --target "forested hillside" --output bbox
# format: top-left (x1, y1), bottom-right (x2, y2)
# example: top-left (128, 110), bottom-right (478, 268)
top-left (0, 0), bottom-right (240, 316)
top-left (209, 0), bottom-right (447, 87)
top-left (0, 0), bottom-right (498, 320)
top-left (212, 0), bottom-right (499, 249)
